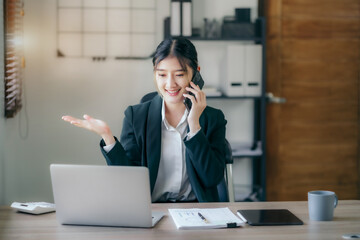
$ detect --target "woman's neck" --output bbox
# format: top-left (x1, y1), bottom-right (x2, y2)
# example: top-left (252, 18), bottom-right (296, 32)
top-left (164, 101), bottom-right (186, 128)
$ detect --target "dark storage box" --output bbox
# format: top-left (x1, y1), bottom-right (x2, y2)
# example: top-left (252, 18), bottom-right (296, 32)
top-left (235, 8), bottom-right (251, 22)
top-left (221, 22), bottom-right (254, 38)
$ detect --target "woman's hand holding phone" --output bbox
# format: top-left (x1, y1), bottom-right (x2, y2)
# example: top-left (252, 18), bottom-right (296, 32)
top-left (62, 114), bottom-right (116, 146)
top-left (183, 81), bottom-right (207, 135)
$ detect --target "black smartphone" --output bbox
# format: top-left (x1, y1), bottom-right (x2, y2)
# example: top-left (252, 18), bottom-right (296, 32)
top-left (184, 71), bottom-right (205, 111)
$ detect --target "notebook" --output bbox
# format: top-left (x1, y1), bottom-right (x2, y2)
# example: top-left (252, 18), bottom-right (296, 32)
top-left (169, 207), bottom-right (245, 229)
top-left (237, 209), bottom-right (303, 226)
top-left (50, 164), bottom-right (164, 228)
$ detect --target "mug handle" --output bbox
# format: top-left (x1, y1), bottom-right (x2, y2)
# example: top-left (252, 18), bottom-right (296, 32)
top-left (334, 194), bottom-right (338, 208)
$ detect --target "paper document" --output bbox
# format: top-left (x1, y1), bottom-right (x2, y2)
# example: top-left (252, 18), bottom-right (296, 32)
top-left (168, 207), bottom-right (245, 229)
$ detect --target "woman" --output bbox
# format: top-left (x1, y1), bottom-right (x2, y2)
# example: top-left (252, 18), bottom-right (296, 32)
top-left (62, 37), bottom-right (227, 202)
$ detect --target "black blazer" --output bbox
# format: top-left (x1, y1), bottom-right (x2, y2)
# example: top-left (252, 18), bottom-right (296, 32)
top-left (100, 95), bottom-right (227, 202)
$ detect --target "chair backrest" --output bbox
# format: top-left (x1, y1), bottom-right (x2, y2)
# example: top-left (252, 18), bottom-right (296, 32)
top-left (140, 92), bottom-right (158, 103)
top-left (140, 92), bottom-right (234, 202)
top-left (217, 139), bottom-right (234, 202)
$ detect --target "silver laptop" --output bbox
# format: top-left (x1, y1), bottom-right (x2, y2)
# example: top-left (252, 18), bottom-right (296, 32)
top-left (50, 164), bottom-right (164, 228)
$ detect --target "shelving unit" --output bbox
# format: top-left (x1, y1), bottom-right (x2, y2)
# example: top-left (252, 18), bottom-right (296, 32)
top-left (187, 37), bottom-right (262, 42)
top-left (192, 17), bottom-right (267, 201)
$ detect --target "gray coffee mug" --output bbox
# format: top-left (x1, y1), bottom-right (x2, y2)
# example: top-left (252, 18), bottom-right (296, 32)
top-left (308, 190), bottom-right (338, 221)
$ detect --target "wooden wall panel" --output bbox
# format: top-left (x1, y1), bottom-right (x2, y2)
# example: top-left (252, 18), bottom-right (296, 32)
top-left (281, 61), bottom-right (359, 82)
top-left (266, 104), bottom-right (282, 201)
top-left (278, 183), bottom-right (358, 201)
top-left (267, 17), bottom-right (282, 39)
top-left (281, 81), bottom-right (358, 103)
top-left (266, 39), bottom-right (282, 94)
top-left (281, 62), bottom-right (358, 102)
top-left (280, 122), bottom-right (358, 145)
top-left (281, 163), bottom-right (358, 186)
top-left (265, 1), bottom-right (283, 201)
top-left (279, 143), bottom-right (358, 166)
top-left (282, 18), bottom-right (360, 38)
top-left (282, 39), bottom-right (360, 62)
top-left (282, 0), bottom-right (360, 18)
top-left (265, 0), bottom-right (283, 200)
top-left (280, 102), bottom-right (358, 123)
top-left (266, 0), bottom-right (282, 17)
top-left (265, 0), bottom-right (359, 201)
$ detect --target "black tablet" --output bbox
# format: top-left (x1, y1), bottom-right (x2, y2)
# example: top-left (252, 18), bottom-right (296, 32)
top-left (237, 209), bottom-right (303, 226)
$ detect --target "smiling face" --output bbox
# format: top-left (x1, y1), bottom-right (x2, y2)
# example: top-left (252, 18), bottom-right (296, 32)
top-left (155, 56), bottom-right (193, 107)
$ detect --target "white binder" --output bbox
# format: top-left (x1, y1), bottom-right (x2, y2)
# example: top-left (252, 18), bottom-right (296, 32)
top-left (222, 44), bottom-right (262, 97)
top-left (244, 45), bottom-right (262, 96)
top-left (171, 0), bottom-right (181, 36)
top-left (182, 0), bottom-right (192, 37)
top-left (222, 45), bottom-right (245, 96)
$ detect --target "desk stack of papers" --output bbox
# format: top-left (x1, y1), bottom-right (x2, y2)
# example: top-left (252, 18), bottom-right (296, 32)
top-left (168, 207), bottom-right (245, 229)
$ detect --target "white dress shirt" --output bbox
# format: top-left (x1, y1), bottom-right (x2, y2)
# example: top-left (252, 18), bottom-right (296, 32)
top-left (103, 100), bottom-right (198, 202)
top-left (151, 101), bottom-right (196, 202)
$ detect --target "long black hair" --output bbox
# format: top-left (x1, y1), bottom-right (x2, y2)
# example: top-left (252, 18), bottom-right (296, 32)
top-left (152, 37), bottom-right (198, 73)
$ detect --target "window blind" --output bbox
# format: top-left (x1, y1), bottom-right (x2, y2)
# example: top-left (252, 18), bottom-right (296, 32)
top-left (4, 0), bottom-right (24, 118)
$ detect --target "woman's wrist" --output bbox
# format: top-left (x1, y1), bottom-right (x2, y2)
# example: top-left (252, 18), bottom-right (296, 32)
top-left (101, 133), bottom-right (116, 146)
top-left (188, 122), bottom-right (201, 135)
top-left (187, 127), bottom-right (201, 140)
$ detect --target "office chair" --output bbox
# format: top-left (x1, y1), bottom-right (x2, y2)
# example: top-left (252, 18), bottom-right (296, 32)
top-left (140, 92), bottom-right (235, 202)
top-left (217, 139), bottom-right (235, 202)
top-left (140, 91), bottom-right (158, 103)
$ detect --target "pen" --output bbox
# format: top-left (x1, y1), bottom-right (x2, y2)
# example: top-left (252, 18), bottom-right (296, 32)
top-left (198, 212), bottom-right (208, 223)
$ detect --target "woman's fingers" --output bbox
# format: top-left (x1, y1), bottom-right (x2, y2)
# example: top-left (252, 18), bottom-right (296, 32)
top-left (183, 93), bottom-right (196, 105)
top-left (185, 82), bottom-right (205, 103)
top-left (62, 114), bottom-right (111, 137)
top-left (62, 115), bottom-right (90, 129)
top-left (190, 81), bottom-right (201, 91)
top-left (62, 115), bottom-right (80, 124)
top-left (62, 115), bottom-right (74, 122)
top-left (184, 82), bottom-right (207, 134)
top-left (62, 116), bottom-right (84, 127)
top-left (83, 114), bottom-right (93, 120)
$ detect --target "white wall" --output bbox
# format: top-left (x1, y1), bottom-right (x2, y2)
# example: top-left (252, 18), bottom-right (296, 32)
top-left (1, 0), bottom-right (258, 204)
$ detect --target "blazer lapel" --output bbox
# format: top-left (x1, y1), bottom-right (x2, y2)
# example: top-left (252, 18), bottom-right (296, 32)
top-left (146, 95), bottom-right (162, 193)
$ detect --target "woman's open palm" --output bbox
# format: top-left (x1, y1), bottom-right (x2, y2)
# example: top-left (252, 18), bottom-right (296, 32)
top-left (62, 114), bottom-right (115, 145)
